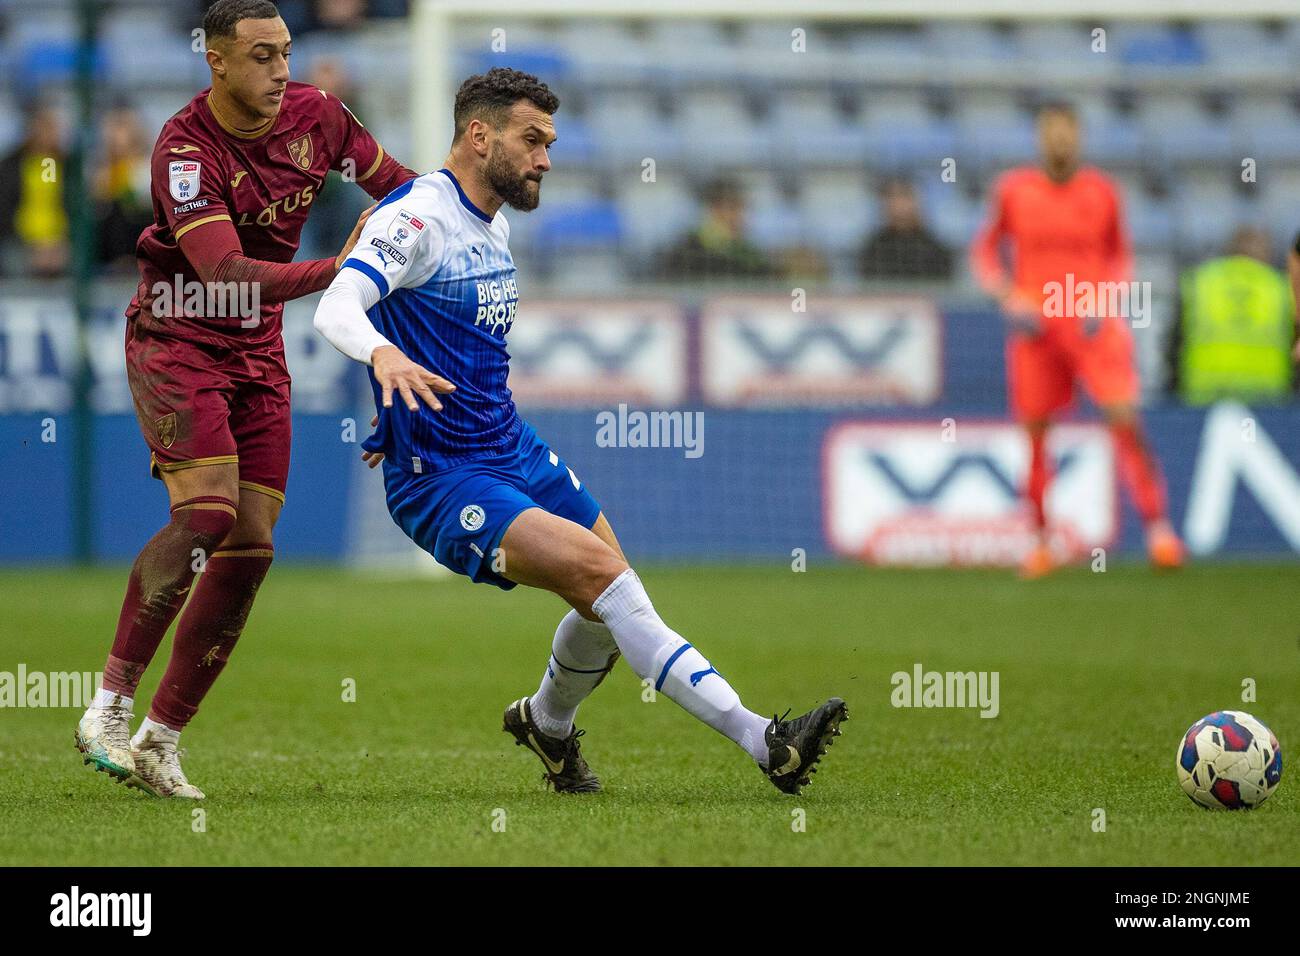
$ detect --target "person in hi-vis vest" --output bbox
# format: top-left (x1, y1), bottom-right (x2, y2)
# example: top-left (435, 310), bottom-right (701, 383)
top-left (1174, 227), bottom-right (1296, 405)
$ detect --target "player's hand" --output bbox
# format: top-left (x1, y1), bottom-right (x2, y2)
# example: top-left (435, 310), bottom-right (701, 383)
top-left (1002, 289), bottom-right (1043, 337)
top-left (372, 345), bottom-right (456, 413)
top-left (335, 203), bottom-right (377, 271)
top-left (361, 415), bottom-right (384, 468)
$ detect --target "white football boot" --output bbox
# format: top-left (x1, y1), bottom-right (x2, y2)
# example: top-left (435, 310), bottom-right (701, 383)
top-left (75, 698), bottom-right (135, 782)
top-left (127, 727), bottom-right (205, 799)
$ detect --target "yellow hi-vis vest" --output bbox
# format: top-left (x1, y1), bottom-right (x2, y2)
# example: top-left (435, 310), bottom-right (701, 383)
top-left (1180, 256), bottom-right (1294, 404)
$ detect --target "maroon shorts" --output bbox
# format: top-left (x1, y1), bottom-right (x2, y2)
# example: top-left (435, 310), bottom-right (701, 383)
top-left (124, 321), bottom-right (291, 503)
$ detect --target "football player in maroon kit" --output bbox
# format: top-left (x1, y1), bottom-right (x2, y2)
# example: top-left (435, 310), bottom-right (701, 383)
top-left (75, 0), bottom-right (429, 797)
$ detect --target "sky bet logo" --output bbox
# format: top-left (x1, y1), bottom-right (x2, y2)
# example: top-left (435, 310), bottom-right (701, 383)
top-left (474, 277), bottom-right (519, 336)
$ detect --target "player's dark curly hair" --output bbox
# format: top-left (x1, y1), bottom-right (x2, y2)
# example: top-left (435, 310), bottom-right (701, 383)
top-left (453, 68), bottom-right (559, 141)
top-left (203, 0), bottom-right (281, 42)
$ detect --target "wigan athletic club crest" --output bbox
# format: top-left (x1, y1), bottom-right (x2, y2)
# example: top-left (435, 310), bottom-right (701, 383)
top-left (287, 134), bottom-right (313, 170)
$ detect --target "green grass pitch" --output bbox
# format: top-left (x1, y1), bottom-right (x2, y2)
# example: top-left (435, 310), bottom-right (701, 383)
top-left (1, 563), bottom-right (1296, 866)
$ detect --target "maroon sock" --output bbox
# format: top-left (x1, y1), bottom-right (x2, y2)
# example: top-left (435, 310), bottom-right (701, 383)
top-left (149, 543), bottom-right (274, 730)
top-left (102, 496), bottom-right (237, 697)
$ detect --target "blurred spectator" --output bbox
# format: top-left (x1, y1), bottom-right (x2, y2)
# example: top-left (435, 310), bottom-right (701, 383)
top-left (857, 178), bottom-right (952, 280)
top-left (1171, 226), bottom-right (1296, 404)
top-left (92, 105), bottom-right (153, 273)
top-left (307, 0), bottom-right (367, 32)
top-left (297, 58), bottom-right (372, 260)
top-left (653, 177), bottom-right (777, 281)
top-left (0, 101), bottom-right (70, 277)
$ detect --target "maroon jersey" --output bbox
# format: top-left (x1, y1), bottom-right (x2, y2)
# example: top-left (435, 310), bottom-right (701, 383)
top-left (128, 81), bottom-right (413, 349)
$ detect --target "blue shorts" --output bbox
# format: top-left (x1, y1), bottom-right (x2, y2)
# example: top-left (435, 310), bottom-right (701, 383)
top-left (381, 420), bottom-right (602, 590)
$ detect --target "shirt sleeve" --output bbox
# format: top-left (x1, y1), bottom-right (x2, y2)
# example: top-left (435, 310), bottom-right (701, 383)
top-left (151, 131), bottom-right (233, 243)
top-left (313, 266), bottom-right (392, 364)
top-left (337, 189), bottom-right (444, 298)
top-left (323, 91), bottom-right (418, 201)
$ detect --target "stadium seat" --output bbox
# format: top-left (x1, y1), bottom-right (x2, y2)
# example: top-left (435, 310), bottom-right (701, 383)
top-left (1172, 174), bottom-right (1253, 253)
top-left (925, 20), bottom-right (1019, 63)
top-left (533, 200), bottom-right (622, 250)
top-left (1230, 94), bottom-right (1300, 162)
top-left (1122, 185), bottom-right (1176, 250)
top-left (1195, 20), bottom-right (1287, 74)
top-left (588, 90), bottom-right (682, 165)
top-left (1135, 92), bottom-right (1236, 164)
top-left (1260, 168), bottom-right (1300, 251)
top-left (953, 93), bottom-right (1038, 168)
top-left (556, 20), bottom-right (650, 84)
top-left (676, 89), bottom-right (762, 166)
top-left (769, 90), bottom-right (870, 166)
top-left (859, 92), bottom-right (956, 168)
top-left (920, 179), bottom-right (984, 249)
top-left (613, 178), bottom-right (699, 254)
top-left (1116, 23), bottom-right (1206, 68)
top-left (1015, 22), bottom-right (1110, 68)
top-left (798, 170), bottom-right (876, 254)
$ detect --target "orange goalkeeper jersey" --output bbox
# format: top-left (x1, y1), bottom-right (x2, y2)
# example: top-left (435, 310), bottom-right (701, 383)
top-left (970, 165), bottom-right (1133, 317)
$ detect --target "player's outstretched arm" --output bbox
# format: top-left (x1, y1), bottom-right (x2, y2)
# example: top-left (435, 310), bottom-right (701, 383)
top-left (177, 203), bottom-right (371, 306)
top-left (313, 270), bottom-right (455, 412)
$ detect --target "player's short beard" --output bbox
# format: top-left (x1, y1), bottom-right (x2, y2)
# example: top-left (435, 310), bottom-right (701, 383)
top-left (485, 142), bottom-right (541, 212)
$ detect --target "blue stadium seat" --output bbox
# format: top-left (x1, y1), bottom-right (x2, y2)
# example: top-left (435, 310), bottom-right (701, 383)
top-left (920, 179), bottom-right (984, 249)
top-left (1122, 187), bottom-right (1176, 250)
top-left (1173, 176), bottom-right (1252, 253)
top-left (1136, 93), bottom-right (1236, 164)
top-left (769, 90), bottom-right (870, 165)
top-left (859, 93), bottom-right (957, 168)
top-left (953, 93), bottom-right (1037, 167)
top-left (799, 171), bottom-right (875, 254)
top-left (1260, 169), bottom-right (1300, 251)
top-left (1195, 20), bottom-right (1286, 72)
top-left (1230, 95), bottom-right (1300, 163)
top-left (614, 179), bottom-right (699, 254)
top-left (676, 89), bottom-right (761, 166)
top-left (1015, 23), bottom-right (1109, 67)
top-left (925, 21), bottom-right (1019, 63)
top-left (534, 200), bottom-right (622, 249)
top-left (1116, 23), bottom-right (1206, 67)
top-left (588, 91), bottom-right (682, 164)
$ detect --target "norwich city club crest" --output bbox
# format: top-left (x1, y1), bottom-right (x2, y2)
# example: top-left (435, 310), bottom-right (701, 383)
top-left (287, 134), bottom-right (313, 170)
top-left (154, 412), bottom-right (177, 449)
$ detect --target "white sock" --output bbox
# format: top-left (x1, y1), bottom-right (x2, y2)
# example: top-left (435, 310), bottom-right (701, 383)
top-left (592, 569), bottom-right (771, 766)
top-left (132, 716), bottom-right (180, 747)
top-left (530, 609), bottom-right (619, 738)
top-left (92, 688), bottom-right (133, 711)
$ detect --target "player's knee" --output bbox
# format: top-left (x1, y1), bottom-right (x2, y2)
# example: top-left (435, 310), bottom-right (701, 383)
top-left (571, 544), bottom-right (629, 610)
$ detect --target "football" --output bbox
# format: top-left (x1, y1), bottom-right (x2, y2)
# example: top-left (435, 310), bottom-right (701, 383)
top-left (1176, 711), bottom-right (1283, 810)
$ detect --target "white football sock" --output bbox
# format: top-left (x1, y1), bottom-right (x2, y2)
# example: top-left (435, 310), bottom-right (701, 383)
top-left (92, 688), bottom-right (133, 711)
top-left (592, 569), bottom-right (771, 766)
top-left (530, 609), bottom-right (619, 738)
top-left (132, 716), bottom-right (180, 747)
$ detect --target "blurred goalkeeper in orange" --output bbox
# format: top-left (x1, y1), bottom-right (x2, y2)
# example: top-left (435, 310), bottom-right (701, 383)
top-left (971, 102), bottom-right (1184, 577)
